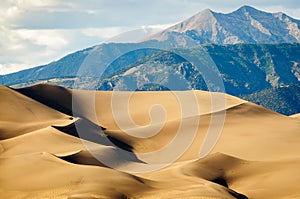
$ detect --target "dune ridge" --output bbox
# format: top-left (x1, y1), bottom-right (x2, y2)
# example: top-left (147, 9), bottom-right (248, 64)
top-left (1, 84), bottom-right (300, 198)
top-left (290, 113), bottom-right (300, 120)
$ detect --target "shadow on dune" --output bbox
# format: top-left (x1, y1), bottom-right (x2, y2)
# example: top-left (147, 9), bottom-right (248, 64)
top-left (52, 118), bottom-right (133, 152)
top-left (182, 153), bottom-right (248, 199)
top-left (211, 177), bottom-right (248, 199)
top-left (52, 118), bottom-right (147, 167)
top-left (57, 150), bottom-right (108, 167)
top-left (16, 84), bottom-right (73, 116)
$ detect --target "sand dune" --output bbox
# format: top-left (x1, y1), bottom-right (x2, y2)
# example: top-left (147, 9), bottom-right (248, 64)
top-left (17, 84), bottom-right (73, 115)
top-left (1, 84), bottom-right (300, 198)
top-left (0, 126), bottom-right (83, 157)
top-left (290, 113), bottom-right (300, 120)
top-left (0, 85), bottom-right (71, 139)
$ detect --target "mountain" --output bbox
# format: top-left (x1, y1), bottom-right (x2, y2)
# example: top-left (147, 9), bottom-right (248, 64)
top-left (145, 5), bottom-right (300, 45)
top-left (95, 43), bottom-right (300, 93)
top-left (2, 5), bottom-right (300, 86)
top-left (1, 6), bottom-right (300, 115)
top-left (241, 85), bottom-right (300, 115)
top-left (6, 43), bottom-right (300, 92)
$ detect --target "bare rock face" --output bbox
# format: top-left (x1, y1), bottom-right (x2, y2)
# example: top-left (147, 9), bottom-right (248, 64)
top-left (146, 5), bottom-right (300, 46)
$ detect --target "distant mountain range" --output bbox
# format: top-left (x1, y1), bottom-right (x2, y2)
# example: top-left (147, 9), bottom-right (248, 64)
top-left (1, 5), bottom-right (300, 115)
top-left (145, 5), bottom-right (300, 45)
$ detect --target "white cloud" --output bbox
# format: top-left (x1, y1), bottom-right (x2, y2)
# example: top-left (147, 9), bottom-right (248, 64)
top-left (142, 24), bottom-right (174, 30)
top-left (0, 63), bottom-right (34, 75)
top-left (7, 0), bottom-right (59, 9)
top-left (5, 6), bottom-right (19, 17)
top-left (82, 27), bottom-right (128, 39)
top-left (16, 29), bottom-right (69, 49)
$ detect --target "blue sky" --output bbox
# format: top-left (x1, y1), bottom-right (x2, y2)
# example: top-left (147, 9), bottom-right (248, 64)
top-left (1, 0), bottom-right (300, 74)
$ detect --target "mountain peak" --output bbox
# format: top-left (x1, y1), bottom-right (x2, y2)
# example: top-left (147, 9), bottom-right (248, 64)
top-left (233, 5), bottom-right (262, 15)
top-left (144, 5), bottom-right (300, 45)
top-left (238, 5), bottom-right (257, 11)
top-left (163, 8), bottom-right (216, 33)
top-left (141, 7), bottom-right (217, 43)
top-left (200, 8), bottom-right (214, 15)
top-left (193, 8), bottom-right (216, 19)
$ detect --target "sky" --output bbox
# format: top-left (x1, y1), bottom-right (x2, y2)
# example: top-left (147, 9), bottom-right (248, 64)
top-left (1, 0), bottom-right (300, 75)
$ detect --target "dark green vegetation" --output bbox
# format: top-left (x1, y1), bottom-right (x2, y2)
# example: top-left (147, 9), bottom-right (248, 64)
top-left (241, 85), bottom-right (300, 115)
